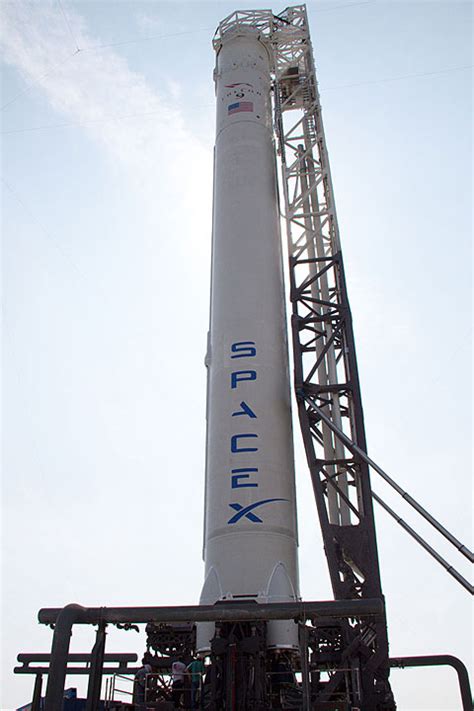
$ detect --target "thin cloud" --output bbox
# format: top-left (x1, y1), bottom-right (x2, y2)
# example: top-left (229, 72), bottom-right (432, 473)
top-left (1, 0), bottom-right (212, 255)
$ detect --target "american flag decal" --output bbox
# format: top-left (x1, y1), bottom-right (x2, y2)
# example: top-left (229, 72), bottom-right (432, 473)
top-left (228, 101), bottom-right (254, 115)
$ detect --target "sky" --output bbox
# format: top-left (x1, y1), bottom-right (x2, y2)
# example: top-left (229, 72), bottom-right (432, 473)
top-left (1, 0), bottom-right (472, 709)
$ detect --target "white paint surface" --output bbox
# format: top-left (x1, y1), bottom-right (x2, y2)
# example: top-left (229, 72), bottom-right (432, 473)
top-left (200, 30), bottom-right (299, 648)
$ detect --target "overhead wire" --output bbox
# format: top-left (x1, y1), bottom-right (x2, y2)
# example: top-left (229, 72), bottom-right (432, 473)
top-left (315, 0), bottom-right (375, 12)
top-left (1, 0), bottom-right (85, 112)
top-left (58, 1), bottom-right (377, 53)
top-left (2, 178), bottom-right (89, 283)
top-left (3, 177), bottom-right (129, 483)
top-left (322, 63), bottom-right (473, 91)
top-left (0, 21), bottom-right (212, 111)
top-left (0, 50), bottom-right (80, 111)
top-left (2, 60), bottom-right (470, 136)
top-left (58, 0), bottom-right (377, 52)
top-left (57, 0), bottom-right (81, 52)
top-left (0, 104), bottom-right (214, 135)
top-left (3, 58), bottom-right (469, 117)
top-left (79, 26), bottom-right (213, 52)
top-left (1, 0), bottom-right (376, 111)
top-left (2, 316), bottom-right (52, 498)
top-left (2, 177), bottom-right (125, 332)
top-left (3, 0), bottom-right (466, 115)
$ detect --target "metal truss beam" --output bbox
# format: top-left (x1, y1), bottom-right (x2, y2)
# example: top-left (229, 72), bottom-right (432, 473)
top-left (271, 7), bottom-right (394, 709)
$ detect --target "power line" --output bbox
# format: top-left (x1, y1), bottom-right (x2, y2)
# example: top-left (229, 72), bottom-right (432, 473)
top-left (315, 1), bottom-right (374, 12)
top-left (0, 25), bottom-right (211, 111)
top-left (2, 61), bottom-right (470, 136)
top-left (79, 3), bottom-right (376, 52)
top-left (1, 178), bottom-right (86, 280)
top-left (322, 63), bottom-right (473, 91)
top-left (2, 177), bottom-right (115, 307)
top-left (57, 0), bottom-right (81, 52)
top-left (0, 104), bottom-right (213, 135)
top-left (80, 26), bottom-right (213, 52)
top-left (0, 50), bottom-right (80, 111)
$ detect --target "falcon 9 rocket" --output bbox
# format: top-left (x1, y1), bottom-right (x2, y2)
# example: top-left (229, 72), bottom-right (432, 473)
top-left (199, 26), bottom-right (300, 650)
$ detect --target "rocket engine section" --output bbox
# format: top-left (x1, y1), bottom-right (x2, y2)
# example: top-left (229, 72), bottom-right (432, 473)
top-left (199, 28), bottom-right (300, 650)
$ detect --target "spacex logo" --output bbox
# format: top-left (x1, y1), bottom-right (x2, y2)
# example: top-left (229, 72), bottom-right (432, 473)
top-left (226, 340), bottom-right (289, 525)
top-left (228, 499), bottom-right (289, 524)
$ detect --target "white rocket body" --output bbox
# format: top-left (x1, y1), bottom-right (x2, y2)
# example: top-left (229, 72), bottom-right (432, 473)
top-left (199, 29), bottom-right (299, 650)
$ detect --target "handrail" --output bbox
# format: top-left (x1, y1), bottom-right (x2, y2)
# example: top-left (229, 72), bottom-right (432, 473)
top-left (373, 492), bottom-right (473, 594)
top-left (303, 396), bottom-right (474, 568)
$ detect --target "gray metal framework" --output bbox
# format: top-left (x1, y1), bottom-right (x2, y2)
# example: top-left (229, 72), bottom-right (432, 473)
top-left (36, 599), bottom-right (384, 710)
top-left (272, 4), bottom-right (386, 599)
top-left (19, 602), bottom-right (473, 710)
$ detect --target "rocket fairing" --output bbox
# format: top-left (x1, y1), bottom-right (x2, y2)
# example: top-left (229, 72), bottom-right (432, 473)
top-left (199, 27), bottom-right (300, 649)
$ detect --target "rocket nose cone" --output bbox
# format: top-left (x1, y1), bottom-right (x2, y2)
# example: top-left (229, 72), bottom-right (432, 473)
top-left (266, 562), bottom-right (296, 603)
top-left (199, 566), bottom-right (223, 605)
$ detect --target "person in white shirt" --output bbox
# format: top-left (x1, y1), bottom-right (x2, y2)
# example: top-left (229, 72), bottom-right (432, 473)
top-left (171, 658), bottom-right (187, 708)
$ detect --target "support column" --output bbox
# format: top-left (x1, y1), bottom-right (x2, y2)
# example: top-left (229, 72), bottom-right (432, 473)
top-left (31, 673), bottom-right (43, 711)
top-left (299, 623), bottom-right (311, 711)
top-left (86, 621), bottom-right (107, 711)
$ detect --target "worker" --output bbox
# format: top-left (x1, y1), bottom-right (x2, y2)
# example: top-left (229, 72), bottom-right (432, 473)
top-left (187, 654), bottom-right (205, 709)
top-left (133, 659), bottom-right (152, 710)
top-left (171, 657), bottom-right (187, 708)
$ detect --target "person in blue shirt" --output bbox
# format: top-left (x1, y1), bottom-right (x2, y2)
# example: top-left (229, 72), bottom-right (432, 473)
top-left (186, 655), bottom-right (205, 710)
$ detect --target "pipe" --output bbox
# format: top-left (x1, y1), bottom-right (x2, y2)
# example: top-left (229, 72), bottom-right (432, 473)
top-left (43, 603), bottom-right (89, 711)
top-left (38, 598), bottom-right (384, 626)
top-left (389, 655), bottom-right (472, 711)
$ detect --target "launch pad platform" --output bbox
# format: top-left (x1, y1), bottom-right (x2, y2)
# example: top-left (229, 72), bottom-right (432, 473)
top-left (15, 599), bottom-right (472, 710)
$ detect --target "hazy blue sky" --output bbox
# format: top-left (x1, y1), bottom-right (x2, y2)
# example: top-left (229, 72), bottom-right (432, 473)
top-left (1, 1), bottom-right (472, 709)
